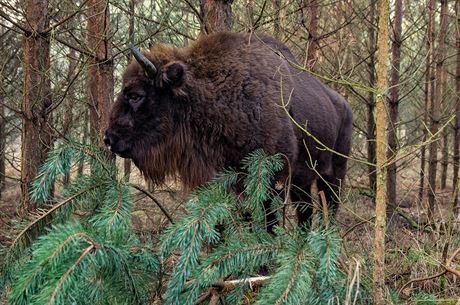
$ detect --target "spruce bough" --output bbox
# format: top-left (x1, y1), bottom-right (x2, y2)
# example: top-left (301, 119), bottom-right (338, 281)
top-left (1, 144), bottom-right (369, 304)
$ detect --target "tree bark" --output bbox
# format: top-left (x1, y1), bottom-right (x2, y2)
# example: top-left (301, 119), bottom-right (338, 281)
top-left (87, 0), bottom-right (113, 146)
top-left (21, 0), bottom-right (52, 210)
top-left (200, 0), bottom-right (233, 34)
top-left (420, 0), bottom-right (436, 204)
top-left (124, 0), bottom-right (135, 179)
top-left (387, 0), bottom-right (403, 209)
top-left (441, 128), bottom-right (449, 190)
top-left (428, 0), bottom-right (447, 219)
top-left (78, 110), bottom-right (89, 176)
top-left (273, 0), bottom-right (282, 39)
top-left (306, 0), bottom-right (318, 70)
top-left (453, 0), bottom-right (460, 212)
top-left (0, 96), bottom-right (4, 199)
top-left (0, 26), bottom-right (5, 199)
top-left (63, 49), bottom-right (77, 186)
top-left (367, 0), bottom-right (377, 194)
top-left (373, 0), bottom-right (390, 303)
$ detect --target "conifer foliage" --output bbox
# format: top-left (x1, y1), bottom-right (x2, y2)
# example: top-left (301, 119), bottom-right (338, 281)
top-left (161, 150), bottom-right (370, 305)
top-left (1, 142), bottom-right (158, 305)
top-left (2, 146), bottom-right (369, 304)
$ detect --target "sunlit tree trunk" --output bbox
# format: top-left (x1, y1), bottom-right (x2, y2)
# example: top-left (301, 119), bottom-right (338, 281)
top-left (373, 0), bottom-right (389, 303)
top-left (420, 0), bottom-right (436, 204)
top-left (21, 0), bottom-right (52, 210)
top-left (428, 0), bottom-right (447, 219)
top-left (387, 0), bottom-right (403, 209)
top-left (367, 0), bottom-right (377, 194)
top-left (453, 0), bottom-right (460, 212)
top-left (87, 0), bottom-right (113, 145)
top-left (0, 94), bottom-right (4, 200)
top-left (0, 26), bottom-right (4, 199)
top-left (200, 0), bottom-right (233, 34)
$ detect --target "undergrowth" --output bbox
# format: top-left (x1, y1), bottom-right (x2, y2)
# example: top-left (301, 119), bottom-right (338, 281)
top-left (1, 142), bottom-right (371, 304)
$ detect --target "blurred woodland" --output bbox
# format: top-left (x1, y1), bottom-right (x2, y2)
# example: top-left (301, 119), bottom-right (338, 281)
top-left (0, 0), bottom-right (460, 304)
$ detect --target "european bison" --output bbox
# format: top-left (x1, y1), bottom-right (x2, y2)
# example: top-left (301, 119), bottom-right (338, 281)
top-left (104, 32), bottom-right (352, 230)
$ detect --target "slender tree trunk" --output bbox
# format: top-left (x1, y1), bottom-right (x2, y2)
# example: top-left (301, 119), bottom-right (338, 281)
top-left (21, 0), bottom-right (52, 211)
top-left (420, 0), bottom-right (436, 203)
top-left (373, 0), bottom-right (389, 303)
top-left (63, 49), bottom-right (77, 186)
top-left (87, 0), bottom-right (113, 145)
top-left (367, 0), bottom-right (377, 193)
top-left (0, 26), bottom-right (5, 199)
top-left (387, 0), bottom-right (403, 209)
top-left (78, 110), bottom-right (89, 175)
top-left (453, 0), bottom-right (460, 212)
top-left (0, 96), bottom-right (4, 199)
top-left (200, 0), bottom-right (233, 34)
top-left (306, 0), bottom-right (318, 70)
top-left (274, 0), bottom-right (282, 39)
top-left (428, 0), bottom-right (447, 219)
top-left (124, 0), bottom-right (135, 179)
top-left (441, 129), bottom-right (449, 190)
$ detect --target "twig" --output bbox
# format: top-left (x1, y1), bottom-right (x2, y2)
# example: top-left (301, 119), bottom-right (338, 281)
top-left (319, 191), bottom-right (328, 228)
top-left (208, 293), bottom-right (220, 305)
top-left (130, 184), bottom-right (174, 224)
top-left (194, 289), bottom-right (213, 305)
top-left (399, 246), bottom-right (460, 294)
top-left (342, 216), bottom-right (375, 239)
top-left (213, 276), bottom-right (271, 291)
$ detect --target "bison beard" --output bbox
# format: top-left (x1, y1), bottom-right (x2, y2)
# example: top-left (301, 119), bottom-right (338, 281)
top-left (105, 32), bottom-right (353, 231)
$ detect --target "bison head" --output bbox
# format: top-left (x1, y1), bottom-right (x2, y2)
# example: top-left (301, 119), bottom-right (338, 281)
top-left (104, 44), bottom-right (187, 161)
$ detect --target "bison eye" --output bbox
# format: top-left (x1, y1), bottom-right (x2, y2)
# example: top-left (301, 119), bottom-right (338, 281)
top-left (127, 93), bottom-right (141, 102)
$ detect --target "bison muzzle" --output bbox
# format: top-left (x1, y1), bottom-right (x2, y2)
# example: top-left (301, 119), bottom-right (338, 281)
top-left (104, 32), bottom-right (353, 231)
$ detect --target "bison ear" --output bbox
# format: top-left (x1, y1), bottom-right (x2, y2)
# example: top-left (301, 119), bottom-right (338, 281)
top-left (158, 61), bottom-right (186, 89)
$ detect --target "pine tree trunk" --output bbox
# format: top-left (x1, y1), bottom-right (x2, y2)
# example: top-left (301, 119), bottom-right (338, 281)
top-left (87, 0), bottom-right (113, 146)
top-left (367, 0), bottom-right (377, 194)
top-left (373, 0), bottom-right (389, 303)
top-left (453, 0), bottom-right (460, 212)
top-left (0, 26), bottom-right (4, 199)
top-left (200, 0), bottom-right (233, 34)
top-left (420, 0), bottom-right (436, 203)
top-left (78, 110), bottom-right (89, 175)
top-left (63, 49), bottom-right (77, 186)
top-left (273, 0), bottom-right (282, 39)
top-left (441, 130), bottom-right (449, 190)
top-left (21, 0), bottom-right (52, 211)
top-left (124, 0), bottom-right (135, 180)
top-left (306, 0), bottom-right (318, 70)
top-left (387, 0), bottom-right (403, 209)
top-left (428, 0), bottom-right (447, 219)
top-left (0, 96), bottom-right (4, 199)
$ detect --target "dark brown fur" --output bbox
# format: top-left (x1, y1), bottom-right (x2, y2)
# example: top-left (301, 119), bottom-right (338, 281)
top-left (105, 32), bottom-right (352, 226)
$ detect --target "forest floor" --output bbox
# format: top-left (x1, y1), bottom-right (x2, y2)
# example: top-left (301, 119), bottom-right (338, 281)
top-left (1, 170), bottom-right (459, 304)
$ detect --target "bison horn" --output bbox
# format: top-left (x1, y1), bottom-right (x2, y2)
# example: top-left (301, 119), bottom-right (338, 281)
top-left (128, 43), bottom-right (157, 78)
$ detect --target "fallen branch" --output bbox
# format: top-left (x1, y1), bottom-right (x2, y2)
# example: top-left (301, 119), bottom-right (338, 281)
top-left (213, 276), bottom-right (271, 292)
top-left (399, 246), bottom-right (460, 295)
top-left (194, 276), bottom-right (270, 305)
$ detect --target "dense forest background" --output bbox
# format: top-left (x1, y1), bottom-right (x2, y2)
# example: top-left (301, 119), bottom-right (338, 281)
top-left (0, 0), bottom-right (460, 304)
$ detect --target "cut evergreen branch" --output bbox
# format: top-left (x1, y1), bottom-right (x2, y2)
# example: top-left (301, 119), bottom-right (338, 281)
top-left (3, 141), bottom-right (159, 305)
